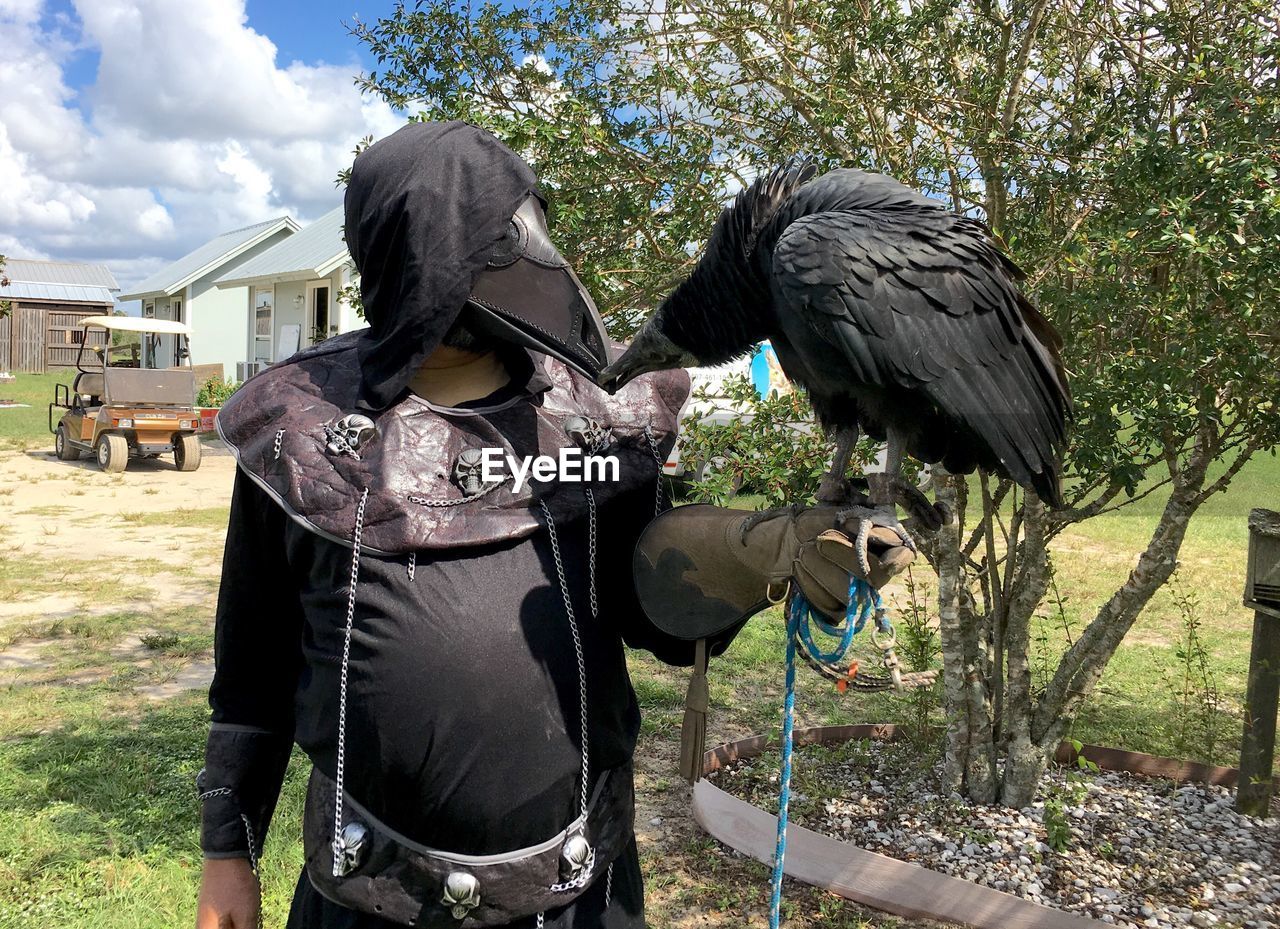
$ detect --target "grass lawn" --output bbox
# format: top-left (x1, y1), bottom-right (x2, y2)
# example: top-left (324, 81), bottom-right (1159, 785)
top-left (0, 372), bottom-right (63, 452)
top-left (0, 429), bottom-right (1274, 925)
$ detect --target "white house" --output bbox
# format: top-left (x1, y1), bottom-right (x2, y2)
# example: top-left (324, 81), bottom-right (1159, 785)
top-left (212, 205), bottom-right (365, 379)
top-left (118, 217), bottom-right (300, 379)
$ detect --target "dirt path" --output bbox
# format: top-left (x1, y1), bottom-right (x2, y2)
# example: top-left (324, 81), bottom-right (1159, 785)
top-left (1, 447), bottom-right (235, 555)
top-left (0, 448), bottom-right (235, 667)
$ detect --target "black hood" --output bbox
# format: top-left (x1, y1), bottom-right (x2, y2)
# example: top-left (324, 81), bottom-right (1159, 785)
top-left (344, 121), bottom-right (540, 410)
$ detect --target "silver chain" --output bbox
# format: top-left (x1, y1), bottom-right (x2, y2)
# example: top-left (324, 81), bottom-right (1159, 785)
top-left (584, 488), bottom-right (598, 619)
top-left (407, 551), bottom-right (416, 582)
top-left (547, 847), bottom-right (597, 893)
top-left (241, 814), bottom-right (260, 876)
top-left (538, 499), bottom-right (592, 824)
top-left (642, 425), bottom-right (664, 517)
top-left (331, 487), bottom-right (369, 878)
top-left (605, 861), bottom-right (614, 908)
top-left (324, 490), bottom-right (601, 904)
top-left (240, 814), bottom-right (264, 929)
top-left (408, 475), bottom-right (510, 508)
top-left (272, 429), bottom-right (285, 461)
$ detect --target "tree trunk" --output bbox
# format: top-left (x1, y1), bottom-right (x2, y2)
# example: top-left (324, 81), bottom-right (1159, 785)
top-left (936, 470), bottom-right (971, 791)
top-left (996, 497), bottom-right (1052, 807)
top-left (937, 469), bottom-right (997, 801)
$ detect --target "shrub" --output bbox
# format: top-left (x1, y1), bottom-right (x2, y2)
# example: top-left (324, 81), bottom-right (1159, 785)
top-left (197, 377), bottom-right (241, 408)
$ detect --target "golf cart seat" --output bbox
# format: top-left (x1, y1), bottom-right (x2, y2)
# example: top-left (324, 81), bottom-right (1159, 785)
top-left (73, 372), bottom-right (104, 406)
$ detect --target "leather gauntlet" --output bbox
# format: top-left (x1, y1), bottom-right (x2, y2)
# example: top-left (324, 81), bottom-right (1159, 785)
top-left (632, 503), bottom-right (914, 640)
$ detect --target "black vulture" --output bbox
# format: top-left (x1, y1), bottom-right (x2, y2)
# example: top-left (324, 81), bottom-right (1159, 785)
top-left (598, 161), bottom-right (1072, 562)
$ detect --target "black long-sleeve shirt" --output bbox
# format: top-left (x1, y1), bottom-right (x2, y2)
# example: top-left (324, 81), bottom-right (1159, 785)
top-left (202, 388), bottom-right (726, 859)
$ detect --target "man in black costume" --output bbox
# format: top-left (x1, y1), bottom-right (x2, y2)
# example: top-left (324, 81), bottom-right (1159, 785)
top-left (195, 122), bottom-right (914, 929)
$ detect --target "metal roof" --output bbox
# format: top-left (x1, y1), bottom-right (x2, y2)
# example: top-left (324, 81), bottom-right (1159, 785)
top-left (118, 216), bottom-right (299, 300)
top-left (3, 258), bottom-right (119, 290)
top-left (0, 280), bottom-right (116, 304)
top-left (213, 206), bottom-right (350, 286)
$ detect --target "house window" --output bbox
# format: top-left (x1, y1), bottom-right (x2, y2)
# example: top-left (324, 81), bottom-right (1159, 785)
top-left (254, 287), bottom-right (274, 366)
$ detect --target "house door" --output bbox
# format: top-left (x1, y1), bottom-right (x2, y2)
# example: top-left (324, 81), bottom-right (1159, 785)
top-left (153, 303), bottom-right (175, 369)
top-left (143, 302), bottom-right (156, 368)
top-left (307, 281), bottom-right (331, 345)
top-left (169, 299), bottom-right (183, 366)
top-left (253, 287), bottom-right (274, 367)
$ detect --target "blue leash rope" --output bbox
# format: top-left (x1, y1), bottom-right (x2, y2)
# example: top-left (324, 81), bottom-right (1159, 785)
top-left (770, 575), bottom-right (887, 929)
top-left (769, 593), bottom-right (801, 926)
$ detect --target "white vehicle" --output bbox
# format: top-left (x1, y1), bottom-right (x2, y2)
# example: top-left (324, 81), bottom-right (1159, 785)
top-left (663, 342), bottom-right (930, 496)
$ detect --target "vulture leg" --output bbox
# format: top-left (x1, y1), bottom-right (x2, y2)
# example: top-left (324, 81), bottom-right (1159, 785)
top-left (816, 427), bottom-right (859, 505)
top-left (838, 428), bottom-right (917, 577)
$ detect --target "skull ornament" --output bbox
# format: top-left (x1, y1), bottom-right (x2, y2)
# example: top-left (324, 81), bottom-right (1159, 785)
top-left (561, 833), bottom-right (593, 880)
top-left (453, 447), bottom-right (499, 496)
top-left (331, 821), bottom-right (370, 877)
top-left (442, 871), bottom-right (481, 920)
top-left (323, 413), bottom-right (377, 459)
top-left (562, 415), bottom-right (613, 454)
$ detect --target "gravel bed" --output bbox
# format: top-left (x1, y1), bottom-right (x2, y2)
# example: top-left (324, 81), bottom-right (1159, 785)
top-left (708, 738), bottom-right (1280, 928)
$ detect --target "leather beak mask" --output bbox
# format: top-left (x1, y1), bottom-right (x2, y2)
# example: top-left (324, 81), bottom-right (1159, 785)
top-left (465, 195), bottom-right (612, 380)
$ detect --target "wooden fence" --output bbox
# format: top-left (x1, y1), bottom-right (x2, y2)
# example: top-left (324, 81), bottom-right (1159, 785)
top-left (0, 303), bottom-right (109, 373)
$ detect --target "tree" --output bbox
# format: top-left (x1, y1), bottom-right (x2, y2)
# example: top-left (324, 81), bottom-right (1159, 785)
top-left (351, 0), bottom-right (1280, 805)
top-left (1, 255), bottom-right (10, 320)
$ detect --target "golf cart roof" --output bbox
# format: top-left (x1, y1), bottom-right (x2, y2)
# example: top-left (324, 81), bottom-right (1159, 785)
top-left (79, 315), bottom-right (192, 336)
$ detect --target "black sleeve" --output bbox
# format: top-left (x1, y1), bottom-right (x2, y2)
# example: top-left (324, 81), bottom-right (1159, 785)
top-left (601, 479), bottom-right (746, 667)
top-left (198, 469), bottom-right (304, 859)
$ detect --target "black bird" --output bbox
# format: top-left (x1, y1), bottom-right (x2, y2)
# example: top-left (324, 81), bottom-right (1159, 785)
top-left (598, 162), bottom-right (1071, 562)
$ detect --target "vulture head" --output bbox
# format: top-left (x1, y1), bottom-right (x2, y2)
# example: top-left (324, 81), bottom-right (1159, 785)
top-left (597, 161), bottom-right (818, 394)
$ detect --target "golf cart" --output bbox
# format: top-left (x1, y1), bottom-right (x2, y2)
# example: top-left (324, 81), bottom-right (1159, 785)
top-left (48, 316), bottom-right (202, 473)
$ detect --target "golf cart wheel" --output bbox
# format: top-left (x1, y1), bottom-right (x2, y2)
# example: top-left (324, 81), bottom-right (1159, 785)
top-left (55, 425), bottom-right (80, 461)
top-left (174, 433), bottom-right (202, 472)
top-left (96, 433), bottom-right (128, 473)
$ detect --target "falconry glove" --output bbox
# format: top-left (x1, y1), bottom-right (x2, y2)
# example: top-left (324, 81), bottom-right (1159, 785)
top-left (631, 503), bottom-right (914, 784)
top-left (631, 503), bottom-right (914, 641)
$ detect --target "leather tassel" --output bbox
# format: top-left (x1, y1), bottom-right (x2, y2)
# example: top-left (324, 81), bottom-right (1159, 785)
top-left (679, 639), bottom-right (710, 784)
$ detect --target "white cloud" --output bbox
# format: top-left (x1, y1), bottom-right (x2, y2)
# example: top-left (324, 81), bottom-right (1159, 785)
top-left (0, 0), bottom-right (401, 294)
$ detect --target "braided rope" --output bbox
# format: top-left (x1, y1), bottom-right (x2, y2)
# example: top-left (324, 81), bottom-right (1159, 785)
top-left (769, 594), bottom-right (802, 927)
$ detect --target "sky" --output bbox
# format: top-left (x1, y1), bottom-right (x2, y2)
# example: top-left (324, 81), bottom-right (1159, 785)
top-left (0, 0), bottom-right (408, 306)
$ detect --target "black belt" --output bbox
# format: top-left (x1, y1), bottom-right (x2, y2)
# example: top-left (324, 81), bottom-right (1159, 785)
top-left (302, 763), bottom-right (634, 927)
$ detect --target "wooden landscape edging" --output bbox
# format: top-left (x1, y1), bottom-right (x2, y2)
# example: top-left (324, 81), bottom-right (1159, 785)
top-left (1055, 741), bottom-right (1280, 791)
top-left (693, 723), bottom-right (1270, 929)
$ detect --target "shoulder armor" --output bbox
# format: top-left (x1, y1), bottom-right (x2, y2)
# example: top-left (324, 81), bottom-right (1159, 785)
top-left (216, 331), bottom-right (690, 553)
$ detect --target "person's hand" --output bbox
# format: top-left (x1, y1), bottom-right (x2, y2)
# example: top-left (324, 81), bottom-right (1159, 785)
top-left (195, 857), bottom-right (259, 929)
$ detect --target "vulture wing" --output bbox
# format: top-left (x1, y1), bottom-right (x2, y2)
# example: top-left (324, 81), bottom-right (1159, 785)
top-left (770, 185), bottom-right (1070, 506)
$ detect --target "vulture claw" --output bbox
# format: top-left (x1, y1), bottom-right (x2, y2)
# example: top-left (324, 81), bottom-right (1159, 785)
top-left (835, 504), bottom-right (916, 578)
